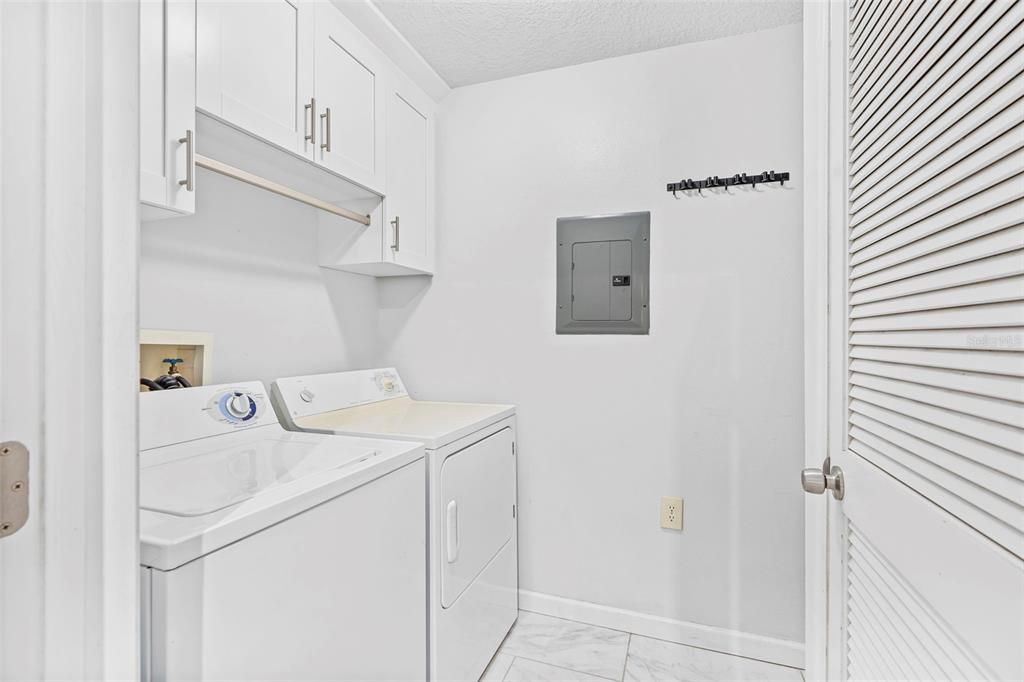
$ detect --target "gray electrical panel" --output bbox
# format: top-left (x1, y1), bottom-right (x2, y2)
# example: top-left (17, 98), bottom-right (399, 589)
top-left (556, 211), bottom-right (650, 334)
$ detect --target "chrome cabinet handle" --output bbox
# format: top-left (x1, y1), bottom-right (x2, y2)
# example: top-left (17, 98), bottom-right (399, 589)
top-left (177, 129), bottom-right (193, 191)
top-left (801, 458), bottom-right (845, 500)
top-left (304, 97), bottom-right (316, 146)
top-left (390, 216), bottom-right (400, 252)
top-left (320, 107), bottom-right (331, 152)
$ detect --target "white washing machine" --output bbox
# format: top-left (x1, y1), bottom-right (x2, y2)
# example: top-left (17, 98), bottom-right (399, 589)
top-left (139, 381), bottom-right (427, 681)
top-left (271, 368), bottom-right (518, 682)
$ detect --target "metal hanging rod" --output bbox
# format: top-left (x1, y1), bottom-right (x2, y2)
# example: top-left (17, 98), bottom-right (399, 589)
top-left (194, 154), bottom-right (372, 226)
top-left (667, 170), bottom-right (790, 197)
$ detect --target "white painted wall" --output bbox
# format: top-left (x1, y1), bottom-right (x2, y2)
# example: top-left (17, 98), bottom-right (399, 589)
top-left (140, 169), bottom-right (380, 387)
top-left (379, 23), bottom-right (805, 644)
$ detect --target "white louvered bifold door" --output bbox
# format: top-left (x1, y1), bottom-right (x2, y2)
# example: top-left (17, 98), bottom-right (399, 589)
top-left (831, 0), bottom-right (1024, 680)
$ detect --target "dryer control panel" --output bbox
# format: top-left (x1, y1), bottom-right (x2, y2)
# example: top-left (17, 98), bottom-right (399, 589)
top-left (140, 381), bottom-right (275, 452)
top-left (272, 368), bottom-right (408, 420)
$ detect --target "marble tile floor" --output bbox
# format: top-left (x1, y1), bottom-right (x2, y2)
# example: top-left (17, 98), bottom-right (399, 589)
top-left (480, 611), bottom-right (805, 682)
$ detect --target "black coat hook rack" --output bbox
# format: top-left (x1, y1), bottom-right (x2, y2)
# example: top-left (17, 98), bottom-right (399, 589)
top-left (667, 170), bottom-right (790, 197)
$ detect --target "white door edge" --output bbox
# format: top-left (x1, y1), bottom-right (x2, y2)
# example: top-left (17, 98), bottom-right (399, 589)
top-left (0, 2), bottom-right (140, 679)
top-left (802, 2), bottom-right (849, 680)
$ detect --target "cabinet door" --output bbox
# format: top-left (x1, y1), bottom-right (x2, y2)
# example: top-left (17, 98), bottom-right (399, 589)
top-left (385, 84), bottom-right (434, 273)
top-left (140, 0), bottom-right (195, 216)
top-left (313, 4), bottom-right (386, 192)
top-left (196, 0), bottom-right (314, 156)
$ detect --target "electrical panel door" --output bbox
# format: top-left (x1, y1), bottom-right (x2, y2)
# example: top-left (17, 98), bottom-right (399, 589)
top-left (556, 212), bottom-right (650, 334)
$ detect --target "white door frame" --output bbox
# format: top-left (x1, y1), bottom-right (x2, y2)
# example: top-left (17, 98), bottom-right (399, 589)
top-left (802, 2), bottom-right (848, 681)
top-left (0, 2), bottom-right (140, 679)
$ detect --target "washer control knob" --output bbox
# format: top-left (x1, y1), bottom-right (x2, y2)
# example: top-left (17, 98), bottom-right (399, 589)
top-left (299, 388), bottom-right (315, 403)
top-left (227, 393), bottom-right (252, 418)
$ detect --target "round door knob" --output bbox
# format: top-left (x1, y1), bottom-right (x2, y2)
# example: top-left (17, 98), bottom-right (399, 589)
top-left (802, 464), bottom-right (845, 500)
top-left (801, 468), bottom-right (827, 495)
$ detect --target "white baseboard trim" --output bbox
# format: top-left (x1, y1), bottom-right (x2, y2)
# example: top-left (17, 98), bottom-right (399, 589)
top-left (518, 590), bottom-right (805, 670)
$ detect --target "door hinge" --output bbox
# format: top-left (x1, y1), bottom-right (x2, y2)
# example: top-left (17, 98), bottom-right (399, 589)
top-left (512, 504), bottom-right (516, 518)
top-left (0, 441), bottom-right (30, 539)
top-left (512, 442), bottom-right (516, 456)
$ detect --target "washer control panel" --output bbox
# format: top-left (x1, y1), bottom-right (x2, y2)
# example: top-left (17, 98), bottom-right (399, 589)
top-left (140, 381), bottom-right (277, 452)
top-left (208, 389), bottom-right (264, 425)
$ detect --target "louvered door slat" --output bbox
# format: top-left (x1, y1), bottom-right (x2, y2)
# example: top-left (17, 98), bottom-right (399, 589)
top-left (846, 624), bottom-right (889, 682)
top-left (849, 0), bottom-right (970, 124)
top-left (850, 0), bottom-right (871, 26)
top-left (848, 540), bottom-right (978, 680)
top-left (851, 438), bottom-right (1024, 554)
top-left (850, 151), bottom-right (1024, 248)
top-left (850, 0), bottom-right (870, 29)
top-left (851, 251), bottom-right (1024, 305)
top-left (850, 1), bottom-right (1017, 155)
top-left (850, 274), bottom-right (1024, 318)
top-left (850, 326), bottom-right (1024, 351)
top-left (850, 0), bottom-right (922, 88)
top-left (850, 386), bottom-right (1023, 452)
top-left (850, 179), bottom-right (1024, 262)
top-left (849, 1), bottom-right (953, 111)
top-left (850, 146), bottom-right (1023, 245)
top-left (850, 63), bottom-right (1024, 201)
top-left (847, 525), bottom-right (997, 680)
top-left (850, 0), bottom-right (945, 103)
top-left (850, 223), bottom-right (1024, 290)
top-left (848, 551), bottom-right (952, 678)
top-left (849, 594), bottom-right (914, 679)
top-left (849, 250), bottom-right (1024, 304)
top-left (850, 415), bottom-right (1022, 504)
top-left (850, 116), bottom-right (1024, 233)
top-left (850, 96), bottom-right (1024, 218)
top-left (850, 0), bottom-right (908, 74)
top-left (849, 345), bottom-right (1023, 375)
top-left (850, 0), bottom-right (892, 50)
top-left (850, 400), bottom-right (1022, 497)
top-left (847, 581), bottom-right (938, 679)
top-left (852, 21), bottom-right (1022, 180)
top-left (849, 358), bottom-right (1023, 402)
top-left (850, 372), bottom-right (1024, 427)
top-left (849, 302), bottom-right (1024, 333)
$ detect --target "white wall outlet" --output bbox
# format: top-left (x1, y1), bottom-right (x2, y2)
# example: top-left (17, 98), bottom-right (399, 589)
top-left (660, 496), bottom-right (683, 530)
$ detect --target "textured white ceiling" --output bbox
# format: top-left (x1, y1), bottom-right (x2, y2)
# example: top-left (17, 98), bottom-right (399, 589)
top-left (371, 0), bottom-right (802, 87)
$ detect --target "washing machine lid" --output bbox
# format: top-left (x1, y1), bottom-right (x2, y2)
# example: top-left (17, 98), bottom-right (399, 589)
top-left (293, 397), bottom-right (514, 449)
top-left (140, 431), bottom-right (382, 517)
top-left (138, 426), bottom-right (424, 570)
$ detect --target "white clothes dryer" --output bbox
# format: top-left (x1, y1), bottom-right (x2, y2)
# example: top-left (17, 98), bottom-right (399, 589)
top-left (271, 368), bottom-right (518, 682)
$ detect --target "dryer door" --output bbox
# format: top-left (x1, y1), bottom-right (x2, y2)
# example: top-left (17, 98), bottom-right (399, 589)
top-left (440, 426), bottom-right (515, 608)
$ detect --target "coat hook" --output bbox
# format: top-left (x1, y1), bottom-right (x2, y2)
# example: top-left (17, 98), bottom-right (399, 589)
top-left (665, 170), bottom-right (789, 195)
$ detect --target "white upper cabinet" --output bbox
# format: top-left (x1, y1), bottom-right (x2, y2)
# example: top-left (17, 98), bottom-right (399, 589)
top-left (317, 75), bottom-right (435, 277)
top-left (187, 0), bottom-right (437, 276)
top-left (140, 0), bottom-right (196, 218)
top-left (196, 0), bottom-right (314, 156)
top-left (385, 82), bottom-right (434, 274)
top-left (313, 4), bottom-right (386, 193)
